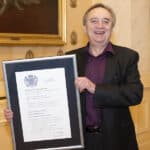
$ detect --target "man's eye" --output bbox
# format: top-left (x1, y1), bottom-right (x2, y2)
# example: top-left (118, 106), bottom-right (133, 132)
top-left (103, 19), bottom-right (110, 24)
top-left (90, 19), bottom-right (98, 23)
top-left (103, 21), bottom-right (109, 24)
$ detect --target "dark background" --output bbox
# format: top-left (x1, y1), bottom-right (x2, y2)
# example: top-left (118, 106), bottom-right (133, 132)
top-left (0, 0), bottom-right (58, 34)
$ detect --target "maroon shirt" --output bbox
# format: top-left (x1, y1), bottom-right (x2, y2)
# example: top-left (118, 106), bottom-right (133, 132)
top-left (85, 42), bottom-right (114, 127)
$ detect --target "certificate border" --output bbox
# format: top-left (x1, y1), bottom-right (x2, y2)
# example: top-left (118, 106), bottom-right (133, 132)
top-left (2, 55), bottom-right (84, 150)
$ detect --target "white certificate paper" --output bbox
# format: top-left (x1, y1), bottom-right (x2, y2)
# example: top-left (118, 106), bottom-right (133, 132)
top-left (15, 68), bottom-right (71, 142)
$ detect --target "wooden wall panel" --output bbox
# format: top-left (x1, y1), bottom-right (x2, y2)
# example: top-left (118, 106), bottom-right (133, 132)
top-left (131, 72), bottom-right (150, 150)
top-left (0, 123), bottom-right (13, 150)
top-left (0, 100), bottom-right (13, 150)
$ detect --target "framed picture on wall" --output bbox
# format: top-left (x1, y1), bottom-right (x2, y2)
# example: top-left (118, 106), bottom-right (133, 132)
top-left (0, 0), bottom-right (66, 45)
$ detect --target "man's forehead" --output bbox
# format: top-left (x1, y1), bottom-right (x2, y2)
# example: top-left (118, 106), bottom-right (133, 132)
top-left (87, 7), bottom-right (112, 17)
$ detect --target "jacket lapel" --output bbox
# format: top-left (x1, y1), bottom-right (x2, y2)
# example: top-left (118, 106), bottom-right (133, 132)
top-left (77, 49), bottom-right (87, 76)
top-left (103, 53), bottom-right (118, 84)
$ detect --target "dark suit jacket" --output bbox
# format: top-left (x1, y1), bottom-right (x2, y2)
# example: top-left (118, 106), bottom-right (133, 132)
top-left (66, 43), bottom-right (143, 150)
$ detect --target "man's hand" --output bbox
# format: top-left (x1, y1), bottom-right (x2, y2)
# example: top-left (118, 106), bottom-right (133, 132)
top-left (75, 77), bottom-right (96, 94)
top-left (4, 108), bottom-right (13, 122)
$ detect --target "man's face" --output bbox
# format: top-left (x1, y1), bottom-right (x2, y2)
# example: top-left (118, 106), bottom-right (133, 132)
top-left (84, 7), bottom-right (113, 46)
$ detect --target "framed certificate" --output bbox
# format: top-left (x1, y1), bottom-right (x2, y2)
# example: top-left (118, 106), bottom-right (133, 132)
top-left (2, 55), bottom-right (84, 150)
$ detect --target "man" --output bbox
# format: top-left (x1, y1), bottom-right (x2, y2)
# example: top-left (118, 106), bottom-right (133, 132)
top-left (66, 3), bottom-right (143, 150)
top-left (4, 3), bottom-right (143, 150)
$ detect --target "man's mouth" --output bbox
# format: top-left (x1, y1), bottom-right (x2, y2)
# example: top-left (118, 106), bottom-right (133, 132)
top-left (94, 31), bottom-right (105, 35)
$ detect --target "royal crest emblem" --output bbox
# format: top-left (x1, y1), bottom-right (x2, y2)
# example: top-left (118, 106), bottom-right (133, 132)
top-left (24, 74), bottom-right (38, 87)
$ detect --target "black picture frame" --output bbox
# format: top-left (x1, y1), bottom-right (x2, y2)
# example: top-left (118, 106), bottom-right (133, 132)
top-left (2, 55), bottom-right (84, 150)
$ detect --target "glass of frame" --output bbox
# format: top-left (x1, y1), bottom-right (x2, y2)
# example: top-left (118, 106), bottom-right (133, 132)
top-left (2, 55), bottom-right (84, 150)
top-left (0, 0), bottom-right (66, 45)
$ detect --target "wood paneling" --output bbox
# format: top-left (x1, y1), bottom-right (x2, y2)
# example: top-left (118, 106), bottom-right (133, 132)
top-left (131, 72), bottom-right (150, 150)
top-left (0, 100), bottom-right (13, 150)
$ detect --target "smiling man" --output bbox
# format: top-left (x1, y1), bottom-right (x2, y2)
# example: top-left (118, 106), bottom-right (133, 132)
top-left (67, 3), bottom-right (143, 150)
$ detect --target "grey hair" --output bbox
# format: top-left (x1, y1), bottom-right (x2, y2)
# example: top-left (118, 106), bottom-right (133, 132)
top-left (83, 3), bottom-right (116, 28)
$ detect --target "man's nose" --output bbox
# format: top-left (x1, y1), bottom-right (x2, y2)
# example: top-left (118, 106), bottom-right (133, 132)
top-left (96, 20), bottom-right (104, 27)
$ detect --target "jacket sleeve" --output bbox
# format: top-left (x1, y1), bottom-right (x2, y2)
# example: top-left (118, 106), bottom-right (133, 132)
top-left (93, 52), bottom-right (143, 107)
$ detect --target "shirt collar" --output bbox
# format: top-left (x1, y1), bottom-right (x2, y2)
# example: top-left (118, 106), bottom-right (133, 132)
top-left (105, 42), bottom-right (115, 55)
top-left (85, 42), bottom-right (115, 57)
